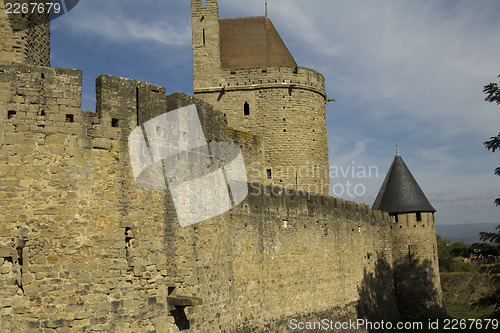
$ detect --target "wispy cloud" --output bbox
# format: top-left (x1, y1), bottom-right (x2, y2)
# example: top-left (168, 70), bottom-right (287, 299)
top-left (53, 1), bottom-right (191, 47)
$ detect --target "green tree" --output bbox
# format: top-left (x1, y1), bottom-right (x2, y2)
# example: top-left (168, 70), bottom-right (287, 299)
top-left (483, 74), bottom-right (500, 206)
top-left (470, 226), bottom-right (500, 319)
top-left (471, 74), bottom-right (500, 318)
top-left (437, 235), bottom-right (478, 272)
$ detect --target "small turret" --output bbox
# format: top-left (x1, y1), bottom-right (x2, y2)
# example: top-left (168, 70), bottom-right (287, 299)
top-left (373, 149), bottom-right (446, 318)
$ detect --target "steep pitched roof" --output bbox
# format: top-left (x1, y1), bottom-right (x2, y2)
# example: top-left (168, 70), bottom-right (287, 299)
top-left (219, 17), bottom-right (297, 70)
top-left (372, 153), bottom-right (436, 214)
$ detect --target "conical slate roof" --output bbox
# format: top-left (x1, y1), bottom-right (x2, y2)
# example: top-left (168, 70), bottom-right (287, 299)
top-left (372, 152), bottom-right (435, 214)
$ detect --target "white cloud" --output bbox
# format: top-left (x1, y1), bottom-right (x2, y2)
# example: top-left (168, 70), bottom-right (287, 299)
top-left (52, 1), bottom-right (191, 47)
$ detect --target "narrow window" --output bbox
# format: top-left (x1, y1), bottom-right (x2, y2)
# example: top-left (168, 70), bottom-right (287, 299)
top-left (393, 214), bottom-right (398, 223)
top-left (202, 29), bottom-right (206, 45)
top-left (266, 169), bottom-right (272, 179)
top-left (416, 212), bottom-right (422, 222)
top-left (244, 102), bottom-right (250, 116)
top-left (66, 114), bottom-right (74, 123)
top-left (112, 118), bottom-right (119, 128)
top-left (7, 111), bottom-right (16, 119)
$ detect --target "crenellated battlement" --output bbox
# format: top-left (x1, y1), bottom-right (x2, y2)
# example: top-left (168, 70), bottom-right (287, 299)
top-left (195, 65), bottom-right (326, 98)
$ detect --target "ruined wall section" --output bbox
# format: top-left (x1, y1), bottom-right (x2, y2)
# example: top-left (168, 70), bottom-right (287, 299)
top-left (195, 66), bottom-right (330, 195)
top-left (390, 212), bottom-right (446, 318)
top-left (0, 1), bottom-right (50, 67)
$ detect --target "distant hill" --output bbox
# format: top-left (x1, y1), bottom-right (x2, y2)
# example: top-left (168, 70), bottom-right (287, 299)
top-left (436, 223), bottom-right (498, 243)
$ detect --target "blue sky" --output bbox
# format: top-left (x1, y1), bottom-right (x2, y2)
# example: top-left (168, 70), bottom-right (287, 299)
top-left (50, 0), bottom-right (500, 226)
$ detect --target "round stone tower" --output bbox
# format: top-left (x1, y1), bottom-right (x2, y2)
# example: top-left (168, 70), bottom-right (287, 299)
top-left (373, 150), bottom-right (446, 318)
top-left (191, 0), bottom-right (329, 195)
top-left (0, 0), bottom-right (50, 66)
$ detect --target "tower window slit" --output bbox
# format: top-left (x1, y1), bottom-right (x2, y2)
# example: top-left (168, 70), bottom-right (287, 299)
top-left (244, 102), bottom-right (250, 116)
top-left (202, 29), bottom-right (206, 45)
top-left (266, 169), bottom-right (272, 179)
top-left (416, 212), bottom-right (422, 222)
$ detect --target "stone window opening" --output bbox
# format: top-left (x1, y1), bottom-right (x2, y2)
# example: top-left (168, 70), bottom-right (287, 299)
top-left (202, 29), bottom-right (206, 45)
top-left (112, 118), bottom-right (119, 128)
top-left (8, 111), bottom-right (16, 119)
top-left (416, 212), bottom-right (422, 222)
top-left (266, 169), bottom-right (272, 179)
top-left (66, 114), bottom-right (74, 123)
top-left (244, 102), bottom-right (250, 116)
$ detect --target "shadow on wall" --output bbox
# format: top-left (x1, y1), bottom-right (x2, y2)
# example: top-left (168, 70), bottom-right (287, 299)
top-left (392, 258), bottom-right (447, 319)
top-left (356, 254), bottom-right (399, 323)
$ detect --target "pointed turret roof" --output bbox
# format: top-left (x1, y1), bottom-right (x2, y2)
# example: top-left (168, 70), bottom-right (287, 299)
top-left (372, 151), bottom-right (435, 214)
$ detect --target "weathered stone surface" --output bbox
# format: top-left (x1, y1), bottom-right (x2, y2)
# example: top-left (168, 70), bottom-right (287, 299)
top-left (0, 0), bottom-right (444, 332)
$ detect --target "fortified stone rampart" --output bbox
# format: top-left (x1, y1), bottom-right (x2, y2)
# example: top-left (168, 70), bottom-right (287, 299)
top-left (0, 0), bottom-right (445, 330)
top-left (0, 63), bottom-right (401, 332)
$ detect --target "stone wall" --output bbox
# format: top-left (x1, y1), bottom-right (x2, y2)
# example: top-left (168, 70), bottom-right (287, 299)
top-left (0, 63), bottom-right (402, 332)
top-left (390, 212), bottom-right (446, 318)
top-left (0, 1), bottom-right (50, 67)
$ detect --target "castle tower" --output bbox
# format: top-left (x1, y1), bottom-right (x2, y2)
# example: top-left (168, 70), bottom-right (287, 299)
top-left (373, 151), bottom-right (446, 318)
top-left (0, 0), bottom-right (50, 66)
top-left (191, 0), bottom-right (330, 195)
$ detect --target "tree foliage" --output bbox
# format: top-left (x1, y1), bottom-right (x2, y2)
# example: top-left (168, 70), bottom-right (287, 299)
top-left (483, 74), bottom-right (500, 206)
top-left (436, 235), bottom-right (478, 273)
top-left (472, 75), bottom-right (500, 318)
top-left (470, 225), bottom-right (500, 319)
